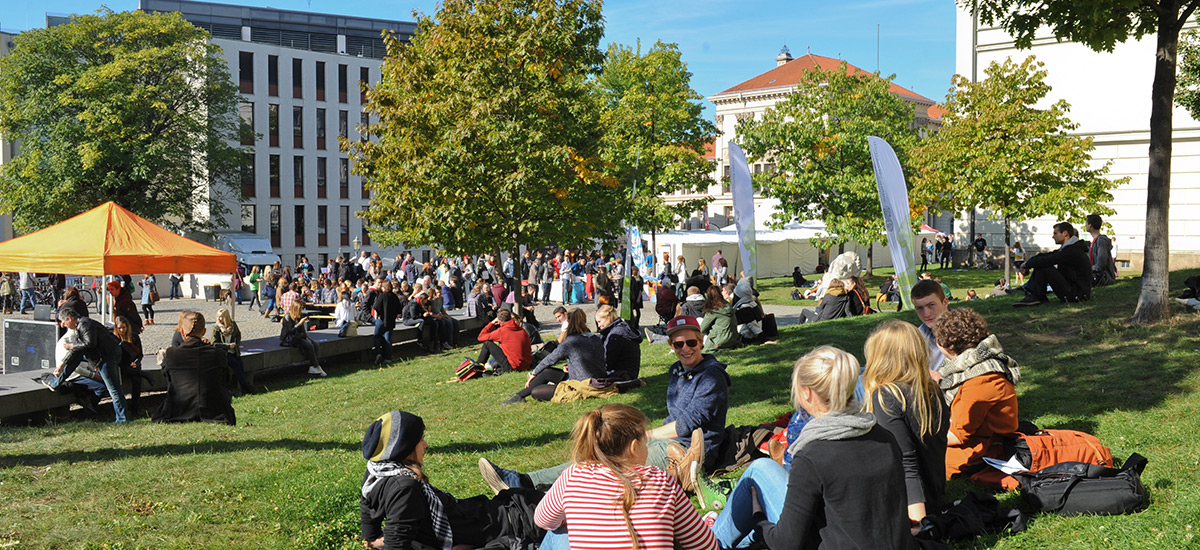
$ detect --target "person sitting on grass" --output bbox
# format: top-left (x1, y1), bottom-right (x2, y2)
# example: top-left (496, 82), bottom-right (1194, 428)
top-left (910, 279), bottom-right (950, 373)
top-left (359, 411), bottom-right (547, 550)
top-left (701, 346), bottom-right (918, 549)
top-left (534, 404), bottom-right (719, 550)
top-left (475, 309), bottom-right (531, 375)
top-left (933, 308), bottom-right (1020, 478)
top-left (679, 285), bottom-right (705, 318)
top-left (154, 311), bottom-right (236, 425)
top-left (863, 320), bottom-right (950, 528)
top-left (799, 278), bottom-right (852, 324)
top-left (479, 316), bottom-right (722, 496)
top-left (700, 286), bottom-right (739, 353)
top-left (1014, 221), bottom-right (1091, 307)
top-left (501, 309), bottom-right (605, 405)
top-left (594, 304), bottom-right (642, 384)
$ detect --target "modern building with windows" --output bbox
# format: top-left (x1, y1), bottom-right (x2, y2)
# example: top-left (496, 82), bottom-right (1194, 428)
top-left (138, 0), bottom-right (418, 268)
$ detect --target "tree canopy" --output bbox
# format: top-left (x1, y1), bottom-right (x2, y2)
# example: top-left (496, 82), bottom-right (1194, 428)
top-left (0, 8), bottom-right (244, 234)
top-left (911, 56), bottom-right (1123, 280)
top-left (737, 61), bottom-right (922, 257)
top-left (594, 40), bottom-right (716, 237)
top-left (347, 0), bottom-right (625, 267)
top-left (964, 0), bottom-right (1200, 323)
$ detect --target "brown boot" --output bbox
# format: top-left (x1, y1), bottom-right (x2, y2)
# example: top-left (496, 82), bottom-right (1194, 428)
top-left (769, 438), bottom-right (786, 466)
top-left (665, 428), bottom-right (706, 493)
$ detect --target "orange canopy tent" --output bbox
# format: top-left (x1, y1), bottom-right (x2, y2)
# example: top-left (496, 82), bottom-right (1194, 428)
top-left (0, 202), bottom-right (236, 276)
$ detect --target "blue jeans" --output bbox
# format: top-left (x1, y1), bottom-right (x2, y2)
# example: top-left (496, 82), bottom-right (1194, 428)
top-left (374, 319), bottom-right (393, 360)
top-left (539, 527), bottom-right (570, 550)
top-left (50, 359), bottom-right (128, 423)
top-left (711, 459), bottom-right (790, 548)
top-left (19, 289), bottom-right (35, 313)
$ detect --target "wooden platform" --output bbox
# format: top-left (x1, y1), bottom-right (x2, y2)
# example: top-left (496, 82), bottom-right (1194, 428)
top-left (0, 313), bottom-right (484, 422)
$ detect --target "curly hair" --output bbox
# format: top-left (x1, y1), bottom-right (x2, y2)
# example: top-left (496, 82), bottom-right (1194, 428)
top-left (932, 308), bottom-right (989, 355)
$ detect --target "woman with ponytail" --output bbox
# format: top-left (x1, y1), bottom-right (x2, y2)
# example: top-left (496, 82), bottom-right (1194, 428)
top-left (863, 320), bottom-right (950, 527)
top-left (706, 346), bottom-right (918, 549)
top-left (535, 404), bottom-right (718, 550)
top-left (359, 410), bottom-right (546, 549)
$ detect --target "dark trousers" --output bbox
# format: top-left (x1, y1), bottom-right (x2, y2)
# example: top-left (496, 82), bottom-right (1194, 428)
top-left (541, 283), bottom-right (552, 302)
top-left (1027, 265), bottom-right (1085, 302)
top-left (225, 352), bottom-right (254, 393)
top-left (374, 319), bottom-right (394, 360)
top-left (477, 341), bottom-right (513, 373)
top-left (514, 368), bottom-right (566, 401)
top-left (629, 307), bottom-right (641, 329)
top-left (290, 336), bottom-right (320, 367)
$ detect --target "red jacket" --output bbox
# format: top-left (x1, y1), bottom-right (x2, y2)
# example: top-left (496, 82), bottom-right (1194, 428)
top-left (477, 319), bottom-right (532, 371)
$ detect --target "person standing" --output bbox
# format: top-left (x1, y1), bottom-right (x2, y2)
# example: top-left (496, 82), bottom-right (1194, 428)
top-left (246, 266), bottom-right (262, 311)
top-left (139, 274), bottom-right (157, 325)
top-left (372, 280), bottom-right (402, 365)
top-left (17, 271), bottom-right (35, 314)
top-left (973, 234), bottom-right (988, 269)
top-left (628, 266), bottom-right (644, 329)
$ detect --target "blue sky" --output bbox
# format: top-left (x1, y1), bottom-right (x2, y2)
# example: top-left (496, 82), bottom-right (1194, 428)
top-left (6, 0), bottom-right (958, 116)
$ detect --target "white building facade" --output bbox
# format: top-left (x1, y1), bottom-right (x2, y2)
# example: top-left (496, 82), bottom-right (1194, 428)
top-left (957, 8), bottom-right (1200, 269)
top-left (139, 0), bottom-right (426, 267)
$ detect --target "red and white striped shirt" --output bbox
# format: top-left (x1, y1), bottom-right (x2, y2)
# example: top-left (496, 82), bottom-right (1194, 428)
top-left (534, 463), bottom-right (718, 550)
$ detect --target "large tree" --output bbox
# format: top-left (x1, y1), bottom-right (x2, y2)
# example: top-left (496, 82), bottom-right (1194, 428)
top-left (594, 40), bottom-right (716, 249)
top-left (964, 0), bottom-right (1200, 323)
top-left (348, 0), bottom-right (624, 291)
top-left (911, 56), bottom-right (1124, 282)
top-left (737, 61), bottom-right (922, 273)
top-left (0, 8), bottom-right (244, 234)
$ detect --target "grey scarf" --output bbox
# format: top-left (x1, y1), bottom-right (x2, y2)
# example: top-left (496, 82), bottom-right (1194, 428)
top-left (787, 406), bottom-right (876, 457)
top-left (938, 334), bottom-right (1020, 405)
top-left (362, 463), bottom-right (452, 550)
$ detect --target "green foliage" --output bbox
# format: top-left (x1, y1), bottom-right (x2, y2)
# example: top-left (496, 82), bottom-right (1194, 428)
top-left (1175, 30), bottom-right (1200, 119)
top-left (594, 40), bottom-right (716, 233)
top-left (736, 62), bottom-right (921, 248)
top-left (347, 0), bottom-right (626, 258)
top-left (911, 56), bottom-right (1123, 226)
top-left (0, 8), bottom-right (244, 234)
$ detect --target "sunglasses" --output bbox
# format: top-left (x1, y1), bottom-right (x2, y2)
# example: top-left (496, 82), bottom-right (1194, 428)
top-left (671, 339), bottom-right (700, 350)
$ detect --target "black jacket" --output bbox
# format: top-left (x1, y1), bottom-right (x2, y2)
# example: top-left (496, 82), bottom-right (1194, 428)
top-left (62, 316), bottom-right (122, 371)
top-left (361, 474), bottom-right (533, 549)
top-left (154, 337), bottom-right (235, 425)
top-left (1024, 239), bottom-right (1092, 300)
top-left (872, 386), bottom-right (949, 509)
top-left (372, 291), bottom-right (402, 330)
top-left (279, 315), bottom-right (309, 347)
top-left (600, 318), bottom-right (641, 380)
top-left (763, 425), bottom-right (918, 550)
top-left (814, 291), bottom-right (853, 322)
top-left (402, 298), bottom-right (426, 323)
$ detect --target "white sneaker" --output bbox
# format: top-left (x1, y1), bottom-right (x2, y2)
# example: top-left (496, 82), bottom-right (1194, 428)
top-left (442, 343), bottom-right (453, 351)
top-left (308, 366), bottom-right (327, 377)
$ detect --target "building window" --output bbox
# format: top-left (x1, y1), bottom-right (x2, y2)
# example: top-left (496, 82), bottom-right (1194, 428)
top-left (763, 163), bottom-right (776, 173)
top-left (316, 157), bottom-right (327, 198)
top-left (292, 58), bottom-right (303, 99)
top-left (293, 156), bottom-right (304, 198)
top-left (270, 205), bottom-right (281, 248)
top-left (268, 104), bottom-right (279, 147)
top-left (317, 205), bottom-right (328, 247)
top-left (360, 112), bottom-right (369, 142)
top-left (360, 207), bottom-right (371, 246)
top-left (723, 206), bottom-right (733, 221)
top-left (318, 253), bottom-right (328, 267)
top-left (362, 177), bottom-right (369, 199)
top-left (340, 205), bottom-right (350, 246)
top-left (238, 51), bottom-right (253, 94)
top-left (338, 64), bottom-right (348, 103)
top-left (338, 110), bottom-right (348, 139)
top-left (360, 66), bottom-right (369, 104)
top-left (316, 61), bottom-right (326, 101)
top-left (241, 204), bottom-right (256, 233)
top-left (316, 108), bottom-right (326, 149)
top-left (294, 204), bottom-right (305, 247)
top-left (268, 55), bottom-right (278, 96)
top-left (269, 154), bottom-right (280, 198)
top-left (239, 102), bottom-right (254, 146)
top-left (339, 158), bottom-right (349, 199)
top-left (241, 152), bottom-right (255, 197)
top-left (293, 106), bottom-right (303, 148)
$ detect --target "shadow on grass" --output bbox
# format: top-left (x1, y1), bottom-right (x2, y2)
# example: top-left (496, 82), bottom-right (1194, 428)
top-left (0, 437), bottom-right (356, 468)
top-left (431, 430), bottom-right (572, 455)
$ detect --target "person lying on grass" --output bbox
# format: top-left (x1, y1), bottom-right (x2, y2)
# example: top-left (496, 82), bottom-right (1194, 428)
top-left (359, 410), bottom-right (546, 550)
top-left (933, 308), bottom-right (1020, 478)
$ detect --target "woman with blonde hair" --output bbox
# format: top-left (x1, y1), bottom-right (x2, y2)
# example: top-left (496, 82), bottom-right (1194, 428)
top-left (705, 346), bottom-right (917, 549)
top-left (863, 320), bottom-right (949, 527)
top-left (535, 404), bottom-right (718, 550)
top-left (212, 307), bottom-right (256, 394)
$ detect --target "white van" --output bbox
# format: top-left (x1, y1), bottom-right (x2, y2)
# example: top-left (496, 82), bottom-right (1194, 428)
top-left (209, 231), bottom-right (281, 268)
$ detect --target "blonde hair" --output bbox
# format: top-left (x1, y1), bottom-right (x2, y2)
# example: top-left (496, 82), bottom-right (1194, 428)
top-left (791, 346), bottom-right (860, 414)
top-left (571, 404), bottom-right (648, 550)
top-left (215, 307), bottom-right (233, 328)
top-left (288, 302), bottom-right (303, 321)
top-left (862, 321), bottom-right (944, 439)
top-left (595, 304), bottom-right (617, 325)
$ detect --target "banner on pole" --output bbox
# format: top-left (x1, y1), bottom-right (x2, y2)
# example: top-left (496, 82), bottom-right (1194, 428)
top-left (729, 142), bottom-right (757, 283)
top-left (868, 136), bottom-right (917, 310)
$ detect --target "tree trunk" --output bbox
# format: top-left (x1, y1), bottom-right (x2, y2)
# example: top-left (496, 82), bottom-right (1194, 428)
top-left (1134, 15), bottom-right (1180, 324)
top-left (866, 243), bottom-right (874, 276)
top-left (1004, 216), bottom-right (1012, 286)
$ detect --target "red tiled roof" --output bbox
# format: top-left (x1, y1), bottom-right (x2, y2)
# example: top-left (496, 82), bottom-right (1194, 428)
top-left (702, 139), bottom-right (716, 159)
top-left (926, 104), bottom-right (948, 120)
top-left (716, 53), bottom-right (931, 103)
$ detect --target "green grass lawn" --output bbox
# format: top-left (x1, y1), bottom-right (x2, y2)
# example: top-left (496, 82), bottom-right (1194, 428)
top-left (1, 269), bottom-right (1196, 549)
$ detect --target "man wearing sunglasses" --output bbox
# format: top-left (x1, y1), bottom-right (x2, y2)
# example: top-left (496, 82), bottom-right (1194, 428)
top-left (646, 315), bottom-right (732, 473)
